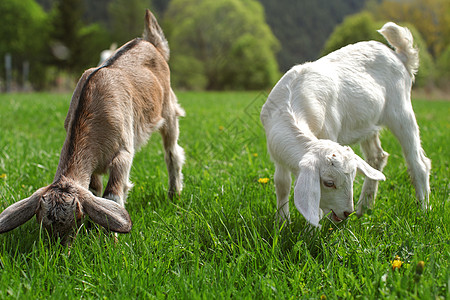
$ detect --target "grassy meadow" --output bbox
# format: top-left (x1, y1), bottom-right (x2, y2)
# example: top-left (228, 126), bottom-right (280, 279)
top-left (0, 91), bottom-right (449, 299)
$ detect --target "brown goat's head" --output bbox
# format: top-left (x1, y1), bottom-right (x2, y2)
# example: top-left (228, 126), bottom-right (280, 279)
top-left (35, 180), bottom-right (84, 239)
top-left (0, 177), bottom-right (132, 243)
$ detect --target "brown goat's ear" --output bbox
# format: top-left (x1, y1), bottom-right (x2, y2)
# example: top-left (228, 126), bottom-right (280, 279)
top-left (81, 193), bottom-right (132, 233)
top-left (143, 9), bottom-right (170, 61)
top-left (0, 188), bottom-right (44, 233)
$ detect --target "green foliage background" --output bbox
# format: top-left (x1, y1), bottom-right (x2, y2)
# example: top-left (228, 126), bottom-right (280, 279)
top-left (0, 0), bottom-right (49, 89)
top-left (166, 0), bottom-right (280, 90)
top-left (321, 12), bottom-right (435, 87)
top-left (0, 0), bottom-right (448, 89)
top-left (259, 0), bottom-right (368, 71)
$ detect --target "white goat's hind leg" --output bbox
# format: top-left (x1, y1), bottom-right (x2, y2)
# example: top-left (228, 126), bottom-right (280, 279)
top-left (161, 115), bottom-right (185, 199)
top-left (387, 106), bottom-right (431, 210)
top-left (356, 133), bottom-right (389, 216)
top-left (274, 164), bottom-right (292, 223)
top-left (103, 150), bottom-right (134, 207)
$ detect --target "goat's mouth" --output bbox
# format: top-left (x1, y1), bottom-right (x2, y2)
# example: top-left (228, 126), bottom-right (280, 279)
top-left (331, 210), bottom-right (342, 222)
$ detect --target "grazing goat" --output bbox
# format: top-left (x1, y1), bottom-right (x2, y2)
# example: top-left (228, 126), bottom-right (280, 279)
top-left (98, 43), bottom-right (118, 66)
top-left (0, 10), bottom-right (185, 241)
top-left (260, 22), bottom-right (431, 227)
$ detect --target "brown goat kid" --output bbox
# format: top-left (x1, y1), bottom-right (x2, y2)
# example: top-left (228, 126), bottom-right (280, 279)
top-left (0, 10), bottom-right (185, 241)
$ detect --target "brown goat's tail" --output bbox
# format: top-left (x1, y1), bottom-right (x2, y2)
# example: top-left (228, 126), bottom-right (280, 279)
top-left (143, 9), bottom-right (170, 61)
top-left (378, 22), bottom-right (419, 82)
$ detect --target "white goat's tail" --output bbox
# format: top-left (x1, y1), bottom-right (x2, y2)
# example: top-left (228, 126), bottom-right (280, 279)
top-left (143, 9), bottom-right (170, 61)
top-left (378, 22), bottom-right (419, 81)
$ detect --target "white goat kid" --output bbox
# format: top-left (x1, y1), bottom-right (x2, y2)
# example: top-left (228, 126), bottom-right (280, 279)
top-left (261, 22), bottom-right (431, 227)
top-left (0, 10), bottom-right (185, 241)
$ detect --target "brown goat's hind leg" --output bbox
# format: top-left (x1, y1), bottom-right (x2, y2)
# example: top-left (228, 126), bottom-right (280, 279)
top-left (160, 114), bottom-right (185, 199)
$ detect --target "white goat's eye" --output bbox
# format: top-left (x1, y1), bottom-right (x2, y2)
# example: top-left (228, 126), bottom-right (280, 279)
top-left (323, 180), bottom-right (335, 188)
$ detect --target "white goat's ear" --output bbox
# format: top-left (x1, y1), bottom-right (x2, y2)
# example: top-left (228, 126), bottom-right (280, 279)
top-left (294, 156), bottom-right (322, 227)
top-left (0, 188), bottom-right (44, 233)
top-left (354, 155), bottom-right (386, 181)
top-left (81, 194), bottom-right (132, 233)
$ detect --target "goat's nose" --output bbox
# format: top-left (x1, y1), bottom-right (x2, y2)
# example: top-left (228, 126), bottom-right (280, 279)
top-left (344, 211), bottom-right (352, 219)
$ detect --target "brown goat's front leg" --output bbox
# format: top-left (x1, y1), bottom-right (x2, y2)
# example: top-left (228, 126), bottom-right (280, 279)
top-left (103, 150), bottom-right (134, 207)
top-left (89, 174), bottom-right (103, 197)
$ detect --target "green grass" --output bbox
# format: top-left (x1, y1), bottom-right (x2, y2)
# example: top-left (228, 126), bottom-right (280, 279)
top-left (0, 91), bottom-right (449, 299)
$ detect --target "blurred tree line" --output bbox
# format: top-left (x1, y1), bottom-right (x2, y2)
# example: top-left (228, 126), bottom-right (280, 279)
top-left (323, 0), bottom-right (450, 88)
top-left (0, 0), bottom-right (448, 91)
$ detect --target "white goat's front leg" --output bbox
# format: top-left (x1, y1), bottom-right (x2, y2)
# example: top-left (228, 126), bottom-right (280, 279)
top-left (103, 149), bottom-right (134, 207)
top-left (160, 114), bottom-right (185, 199)
top-left (356, 133), bottom-right (389, 216)
top-left (274, 164), bottom-right (292, 223)
top-left (387, 104), bottom-right (431, 210)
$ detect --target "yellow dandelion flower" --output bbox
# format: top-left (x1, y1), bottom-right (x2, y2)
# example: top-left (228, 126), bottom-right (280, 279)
top-left (0, 174), bottom-right (6, 179)
top-left (219, 126), bottom-right (224, 131)
top-left (253, 153), bottom-right (258, 157)
top-left (391, 256), bottom-right (403, 270)
top-left (258, 178), bottom-right (269, 184)
top-left (320, 295), bottom-right (327, 300)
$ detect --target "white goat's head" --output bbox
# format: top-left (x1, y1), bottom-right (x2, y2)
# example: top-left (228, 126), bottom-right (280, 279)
top-left (0, 176), bottom-right (132, 242)
top-left (294, 140), bottom-right (385, 227)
